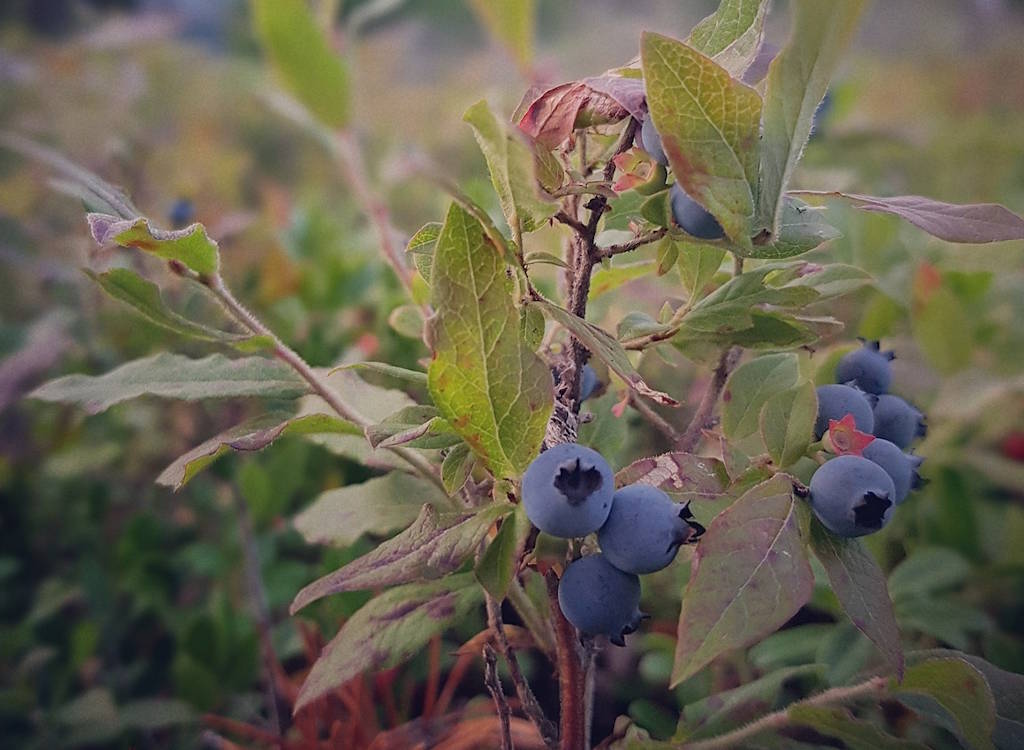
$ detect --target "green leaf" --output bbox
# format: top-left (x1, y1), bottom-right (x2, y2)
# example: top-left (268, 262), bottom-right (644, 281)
top-left (252, 0), bottom-right (350, 128)
top-left (681, 267), bottom-right (819, 335)
top-left (756, 0), bottom-right (867, 233)
top-left (388, 304), bottom-right (424, 339)
top-left (30, 353), bottom-right (308, 415)
top-left (475, 504), bottom-right (531, 599)
top-left (788, 705), bottom-right (927, 750)
top-left (641, 32), bottom-right (762, 248)
top-left (507, 571), bottom-right (556, 656)
top-left (913, 286), bottom-right (972, 374)
top-left (328, 361), bottom-right (428, 386)
top-left (530, 300), bottom-right (678, 406)
top-left (427, 203), bottom-right (552, 478)
top-left (688, 0), bottom-right (770, 78)
top-left (771, 262), bottom-right (873, 299)
top-left (466, 0), bottom-right (534, 71)
top-left (84, 269), bottom-right (246, 343)
top-left (760, 382), bottom-right (816, 467)
top-left (895, 598), bottom-right (992, 651)
top-left (441, 443), bottom-right (475, 495)
top-left (672, 475), bottom-right (813, 686)
top-left (893, 658), bottom-right (996, 750)
top-left (721, 353), bottom-right (800, 440)
top-left (677, 243), bottom-right (725, 300)
top-left (887, 547), bottom-right (972, 602)
top-left (655, 237), bottom-right (679, 275)
top-left (406, 222), bottom-right (443, 253)
top-left (88, 214), bottom-right (219, 276)
top-left (807, 515), bottom-right (905, 678)
top-left (463, 99), bottom-right (555, 242)
top-left (589, 260), bottom-right (656, 299)
top-left (158, 412), bottom-right (360, 490)
top-left (293, 472), bottom-right (452, 547)
top-left (295, 573), bottom-right (482, 711)
top-left (745, 198), bottom-right (841, 259)
top-left (364, 405), bottom-right (460, 450)
top-left (291, 503), bottom-right (511, 612)
top-left (614, 452), bottom-right (728, 501)
top-left (118, 698), bottom-right (195, 731)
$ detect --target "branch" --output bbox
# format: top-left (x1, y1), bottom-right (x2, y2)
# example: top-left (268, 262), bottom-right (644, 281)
top-left (553, 210), bottom-right (589, 235)
top-left (202, 273), bottom-right (444, 490)
top-left (483, 644), bottom-right (513, 750)
top-left (546, 570), bottom-right (588, 750)
top-left (679, 676), bottom-right (890, 750)
top-left (599, 227), bottom-right (668, 259)
top-left (628, 391), bottom-right (681, 444)
top-left (676, 346), bottom-right (741, 453)
top-left (486, 594), bottom-right (559, 749)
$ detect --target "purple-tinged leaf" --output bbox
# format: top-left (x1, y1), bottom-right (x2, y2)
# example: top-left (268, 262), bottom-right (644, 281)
top-left (807, 513), bottom-right (904, 678)
top-left (517, 79), bottom-right (633, 149)
top-left (294, 573), bottom-right (482, 712)
top-left (158, 412), bottom-right (360, 491)
top-left (530, 300), bottom-right (679, 406)
top-left (614, 451), bottom-right (728, 500)
top-left (580, 74), bottom-right (646, 120)
top-left (88, 213), bottom-right (219, 276)
top-left (671, 474), bottom-right (813, 686)
top-left (791, 191), bottom-right (1024, 243)
top-left (291, 503), bottom-right (511, 614)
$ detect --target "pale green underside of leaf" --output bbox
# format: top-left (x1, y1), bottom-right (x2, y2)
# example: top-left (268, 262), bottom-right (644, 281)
top-left (427, 203), bottom-right (552, 479)
top-left (672, 474), bottom-right (813, 686)
top-left (88, 213), bottom-right (220, 276)
top-left (463, 99), bottom-right (555, 240)
top-left (85, 268), bottom-right (247, 343)
top-left (30, 352), bottom-right (308, 415)
top-left (757, 0), bottom-right (867, 233)
top-left (742, 198), bottom-right (842, 259)
top-left (291, 502), bottom-right (512, 613)
top-left (293, 472), bottom-right (453, 548)
top-left (252, 0), bottom-right (350, 128)
top-left (328, 361), bottom-right (428, 386)
top-left (295, 573), bottom-right (482, 711)
top-left (688, 0), bottom-right (770, 79)
top-left (641, 32), bottom-right (762, 249)
top-left (158, 412), bottom-right (360, 491)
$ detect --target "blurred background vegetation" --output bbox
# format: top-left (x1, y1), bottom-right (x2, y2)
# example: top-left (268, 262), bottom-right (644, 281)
top-left (1, 1), bottom-right (1023, 747)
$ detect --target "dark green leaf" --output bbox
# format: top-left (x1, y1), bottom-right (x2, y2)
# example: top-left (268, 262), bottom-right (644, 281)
top-left (441, 443), bottom-right (475, 495)
top-left (760, 382), bottom-right (817, 467)
top-left (788, 705), bottom-right (927, 750)
top-left (721, 353), bottom-right (800, 440)
top-left (893, 658), bottom-right (996, 750)
top-left (475, 504), bottom-right (531, 599)
top-left (887, 547), bottom-right (972, 602)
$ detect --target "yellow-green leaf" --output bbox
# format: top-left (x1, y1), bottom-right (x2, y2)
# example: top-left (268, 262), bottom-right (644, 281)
top-left (760, 382), bottom-right (817, 468)
top-left (689, 0), bottom-right (770, 78)
top-left (466, 0), bottom-right (535, 72)
top-left (88, 214), bottom-right (219, 276)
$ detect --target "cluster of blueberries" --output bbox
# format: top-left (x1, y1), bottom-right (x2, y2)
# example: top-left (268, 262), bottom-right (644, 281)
top-left (639, 113), bottom-right (727, 240)
top-left (521, 442), bottom-right (704, 646)
top-left (809, 341), bottom-right (927, 537)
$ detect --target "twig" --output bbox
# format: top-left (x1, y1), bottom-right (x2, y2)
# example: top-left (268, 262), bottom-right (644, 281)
top-left (423, 634), bottom-right (441, 718)
top-left (553, 210), bottom-right (589, 235)
top-left (202, 272), bottom-right (444, 490)
top-left (599, 227), bottom-right (668, 259)
top-left (332, 130), bottom-right (429, 316)
top-left (483, 644), bottom-right (514, 750)
top-left (545, 571), bottom-right (588, 750)
top-left (676, 346), bottom-right (741, 453)
top-left (629, 391), bottom-right (681, 443)
top-left (486, 594), bottom-right (559, 749)
top-left (679, 676), bottom-right (890, 750)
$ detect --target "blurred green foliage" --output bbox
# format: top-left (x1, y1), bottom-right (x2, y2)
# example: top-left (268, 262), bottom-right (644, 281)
top-left (0, 1), bottom-right (1022, 747)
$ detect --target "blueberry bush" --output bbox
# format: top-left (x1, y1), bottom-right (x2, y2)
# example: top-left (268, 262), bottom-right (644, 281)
top-left (4, 0), bottom-right (1024, 748)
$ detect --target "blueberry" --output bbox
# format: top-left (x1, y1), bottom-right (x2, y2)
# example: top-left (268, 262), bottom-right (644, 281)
top-left (168, 198), bottom-right (195, 229)
top-left (597, 484), bottom-right (704, 574)
top-left (640, 113), bottom-right (668, 166)
top-left (580, 365), bottom-right (600, 402)
top-left (558, 553), bottom-right (646, 645)
top-left (861, 438), bottom-right (924, 504)
top-left (670, 183), bottom-right (725, 240)
top-left (872, 395), bottom-right (926, 449)
top-left (522, 443), bottom-right (614, 538)
top-left (835, 339), bottom-right (894, 394)
top-left (809, 455), bottom-right (895, 537)
top-left (815, 384), bottom-right (875, 439)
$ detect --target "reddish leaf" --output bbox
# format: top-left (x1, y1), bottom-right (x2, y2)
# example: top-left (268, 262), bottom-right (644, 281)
top-left (792, 191), bottom-right (1024, 243)
top-left (517, 77), bottom-right (636, 148)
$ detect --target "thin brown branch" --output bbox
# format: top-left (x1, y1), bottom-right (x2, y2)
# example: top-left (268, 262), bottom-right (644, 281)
top-left (487, 594), bottom-right (559, 749)
top-left (483, 644), bottom-right (514, 750)
top-left (628, 391), bottom-right (681, 443)
top-left (676, 346), bottom-right (741, 453)
top-left (545, 571), bottom-right (587, 750)
top-left (599, 227), bottom-right (669, 259)
top-left (679, 676), bottom-right (890, 750)
top-left (332, 129), bottom-right (428, 316)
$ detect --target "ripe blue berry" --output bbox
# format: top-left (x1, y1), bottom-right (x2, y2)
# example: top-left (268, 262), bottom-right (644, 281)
top-left (670, 183), bottom-right (725, 240)
top-left (522, 443), bottom-right (614, 538)
top-left (862, 438), bottom-right (924, 504)
top-left (815, 384), bottom-right (875, 439)
top-left (640, 114), bottom-right (668, 166)
top-left (598, 484), bottom-right (704, 574)
top-left (580, 364), bottom-right (599, 402)
top-left (809, 455), bottom-right (895, 537)
top-left (872, 395), bottom-right (926, 449)
top-left (835, 339), bottom-right (894, 395)
top-left (168, 198), bottom-right (195, 229)
top-left (558, 553), bottom-right (646, 645)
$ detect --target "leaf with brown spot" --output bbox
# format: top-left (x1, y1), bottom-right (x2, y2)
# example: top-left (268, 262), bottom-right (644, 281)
top-left (615, 452), bottom-right (729, 500)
